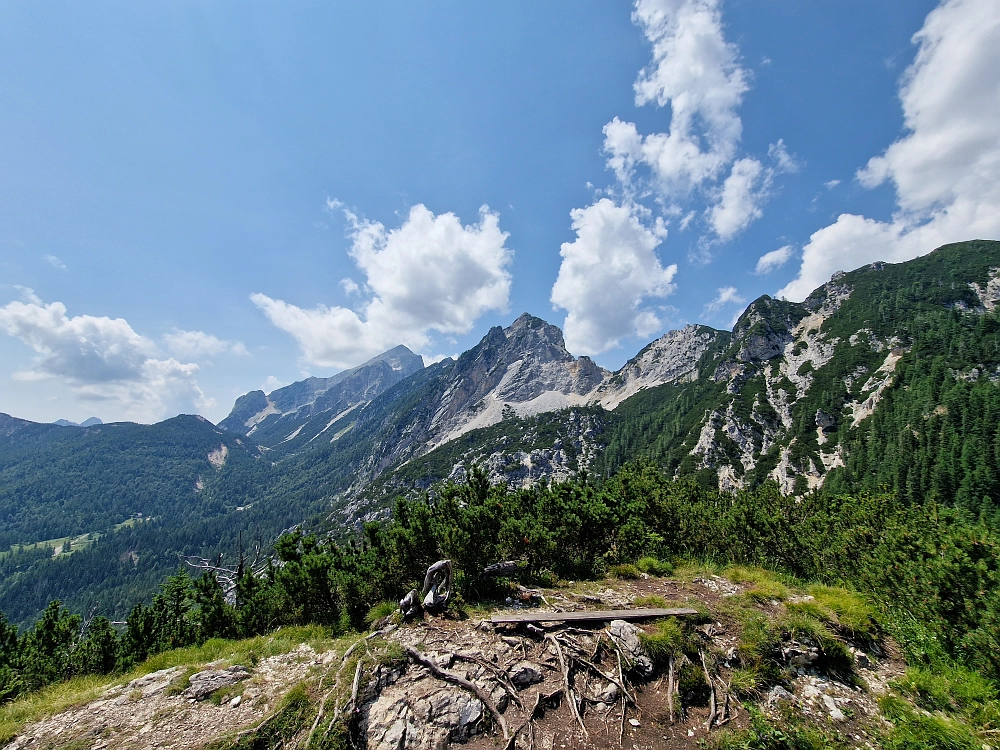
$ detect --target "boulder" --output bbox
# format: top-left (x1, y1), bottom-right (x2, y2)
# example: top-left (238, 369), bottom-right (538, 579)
top-left (365, 680), bottom-right (484, 750)
top-left (607, 620), bottom-right (654, 678)
top-left (182, 666), bottom-right (250, 701)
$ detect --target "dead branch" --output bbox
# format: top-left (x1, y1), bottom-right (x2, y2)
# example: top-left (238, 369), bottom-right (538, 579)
top-left (700, 650), bottom-right (716, 731)
top-left (667, 656), bottom-right (675, 725)
top-left (555, 635), bottom-right (634, 705)
top-left (406, 646), bottom-right (510, 742)
top-left (545, 634), bottom-right (588, 739)
top-left (454, 652), bottom-right (523, 708)
top-left (616, 649), bottom-right (627, 747)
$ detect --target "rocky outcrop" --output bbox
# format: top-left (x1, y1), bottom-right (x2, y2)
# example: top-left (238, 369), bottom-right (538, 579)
top-left (182, 665), bottom-right (250, 700)
top-left (595, 325), bottom-right (721, 409)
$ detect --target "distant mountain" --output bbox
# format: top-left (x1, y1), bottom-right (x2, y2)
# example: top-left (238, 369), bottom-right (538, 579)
top-left (218, 345), bottom-right (424, 449)
top-left (53, 417), bottom-right (103, 427)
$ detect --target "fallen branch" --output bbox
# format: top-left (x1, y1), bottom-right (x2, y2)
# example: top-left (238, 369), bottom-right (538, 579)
top-left (555, 636), bottom-right (635, 705)
top-left (546, 635), bottom-right (588, 739)
top-left (667, 656), bottom-right (675, 725)
top-left (700, 650), bottom-right (716, 731)
top-left (406, 646), bottom-right (510, 742)
top-left (616, 649), bottom-right (626, 747)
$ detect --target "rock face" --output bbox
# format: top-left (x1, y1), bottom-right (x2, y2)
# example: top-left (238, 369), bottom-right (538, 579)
top-left (425, 313), bottom-right (609, 447)
top-left (607, 620), bottom-right (654, 678)
top-left (595, 325), bottom-right (720, 409)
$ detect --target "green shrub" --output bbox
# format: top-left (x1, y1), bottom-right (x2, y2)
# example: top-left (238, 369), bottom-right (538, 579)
top-left (636, 557), bottom-right (673, 576)
top-left (609, 564), bottom-right (641, 580)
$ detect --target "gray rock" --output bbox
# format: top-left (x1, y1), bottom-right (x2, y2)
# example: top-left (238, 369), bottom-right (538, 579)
top-left (767, 686), bottom-right (795, 704)
top-left (608, 620), bottom-right (654, 678)
top-left (823, 694), bottom-right (846, 721)
top-left (365, 679), bottom-right (484, 750)
top-left (508, 661), bottom-right (545, 689)
top-left (596, 681), bottom-right (620, 703)
top-left (182, 666), bottom-right (250, 701)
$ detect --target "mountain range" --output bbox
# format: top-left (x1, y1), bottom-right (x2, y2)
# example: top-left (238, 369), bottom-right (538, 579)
top-left (1, 238), bottom-right (999, 623)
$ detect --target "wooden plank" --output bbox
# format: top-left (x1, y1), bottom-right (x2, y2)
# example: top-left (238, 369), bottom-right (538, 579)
top-left (490, 607), bottom-right (699, 624)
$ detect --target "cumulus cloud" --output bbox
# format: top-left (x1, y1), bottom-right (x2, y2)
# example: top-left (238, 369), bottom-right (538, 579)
top-left (780, 0), bottom-right (1000, 301)
top-left (703, 285), bottom-right (746, 315)
top-left (43, 254), bottom-right (67, 270)
top-left (755, 245), bottom-right (794, 275)
top-left (252, 203), bottom-right (513, 369)
top-left (0, 293), bottom-right (212, 421)
top-left (550, 198), bottom-right (677, 355)
top-left (708, 157), bottom-right (769, 241)
top-left (598, 0), bottom-right (787, 247)
top-left (163, 330), bottom-right (248, 358)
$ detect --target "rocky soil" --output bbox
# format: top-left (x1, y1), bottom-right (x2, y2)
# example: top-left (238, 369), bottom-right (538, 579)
top-left (3, 575), bottom-right (902, 750)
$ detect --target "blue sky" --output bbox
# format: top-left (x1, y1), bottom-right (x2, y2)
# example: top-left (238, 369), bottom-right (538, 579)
top-left (2, 0), bottom-right (998, 424)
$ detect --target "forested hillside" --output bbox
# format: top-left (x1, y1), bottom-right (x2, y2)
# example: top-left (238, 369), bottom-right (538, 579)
top-left (2, 240), bottom-right (999, 627)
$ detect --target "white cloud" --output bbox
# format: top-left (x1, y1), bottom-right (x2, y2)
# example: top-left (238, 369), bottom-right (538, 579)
top-left (163, 330), bottom-right (247, 358)
top-left (43, 254), bottom-right (67, 270)
top-left (253, 203), bottom-right (513, 370)
top-left (755, 245), bottom-right (794, 275)
top-left (625, 0), bottom-right (748, 196)
top-left (0, 295), bottom-right (212, 421)
top-left (768, 139), bottom-right (800, 173)
top-left (339, 278), bottom-right (360, 295)
top-left (598, 0), bottom-right (785, 245)
top-left (550, 198), bottom-right (677, 355)
top-left (703, 285), bottom-right (746, 316)
top-left (824, 179), bottom-right (841, 190)
top-left (708, 157), bottom-right (769, 241)
top-left (780, 0), bottom-right (1000, 301)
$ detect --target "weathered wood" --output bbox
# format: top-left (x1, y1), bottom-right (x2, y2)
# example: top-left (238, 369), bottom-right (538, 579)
top-left (491, 607), bottom-right (698, 625)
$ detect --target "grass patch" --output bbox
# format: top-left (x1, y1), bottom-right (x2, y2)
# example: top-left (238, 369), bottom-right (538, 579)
top-left (671, 560), bottom-right (723, 582)
top-left (638, 619), bottom-right (695, 665)
top-left (724, 566), bottom-right (790, 601)
top-left (635, 556), bottom-right (673, 576)
top-left (364, 601), bottom-right (398, 627)
top-left (878, 693), bottom-right (984, 750)
top-left (806, 584), bottom-right (878, 641)
top-left (710, 704), bottom-right (851, 749)
top-left (164, 666), bottom-right (199, 697)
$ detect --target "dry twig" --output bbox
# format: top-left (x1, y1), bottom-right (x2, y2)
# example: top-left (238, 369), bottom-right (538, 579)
top-left (545, 634), bottom-right (588, 739)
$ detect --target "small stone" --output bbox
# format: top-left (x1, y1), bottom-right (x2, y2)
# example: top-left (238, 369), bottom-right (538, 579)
top-left (229, 695), bottom-right (242, 707)
top-left (508, 661), bottom-right (545, 689)
top-left (596, 682), bottom-right (620, 703)
top-left (767, 686), bottom-right (795, 704)
top-left (854, 650), bottom-right (871, 669)
top-left (628, 718), bottom-right (641, 727)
